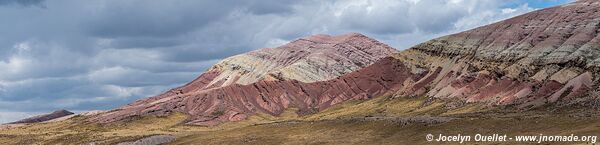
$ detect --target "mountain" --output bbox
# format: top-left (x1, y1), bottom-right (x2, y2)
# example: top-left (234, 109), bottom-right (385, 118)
top-left (90, 33), bottom-right (399, 125)
top-left (393, 0), bottom-right (600, 108)
top-left (127, 33), bottom-right (397, 107)
top-left (8, 109), bottom-right (74, 124)
top-left (90, 0), bottom-right (600, 125)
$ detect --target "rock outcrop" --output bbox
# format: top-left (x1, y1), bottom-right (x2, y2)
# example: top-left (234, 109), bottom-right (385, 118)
top-left (115, 135), bottom-right (176, 145)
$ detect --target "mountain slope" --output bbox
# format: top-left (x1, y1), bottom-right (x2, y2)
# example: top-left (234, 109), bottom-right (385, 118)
top-left (91, 57), bottom-right (421, 125)
top-left (129, 33), bottom-right (397, 107)
top-left (91, 33), bottom-right (400, 125)
top-left (92, 0), bottom-right (600, 125)
top-left (211, 33), bottom-right (398, 85)
top-left (394, 0), bottom-right (600, 108)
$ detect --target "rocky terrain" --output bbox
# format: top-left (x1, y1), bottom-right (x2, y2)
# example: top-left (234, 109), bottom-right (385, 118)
top-left (115, 135), bottom-right (175, 145)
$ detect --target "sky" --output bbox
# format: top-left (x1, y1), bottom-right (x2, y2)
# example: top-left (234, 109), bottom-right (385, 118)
top-left (0, 0), bottom-right (573, 123)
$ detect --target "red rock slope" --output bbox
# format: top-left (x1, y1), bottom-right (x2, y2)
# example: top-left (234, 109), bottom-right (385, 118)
top-left (91, 33), bottom-right (401, 125)
top-left (394, 0), bottom-right (600, 108)
top-left (128, 33), bottom-right (397, 107)
top-left (91, 57), bottom-right (422, 125)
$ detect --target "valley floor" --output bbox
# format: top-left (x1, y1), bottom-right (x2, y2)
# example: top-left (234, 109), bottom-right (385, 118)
top-left (1, 96), bottom-right (599, 145)
top-left (172, 114), bottom-right (600, 145)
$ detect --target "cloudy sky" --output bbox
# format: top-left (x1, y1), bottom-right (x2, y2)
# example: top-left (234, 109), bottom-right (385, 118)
top-left (0, 0), bottom-right (572, 123)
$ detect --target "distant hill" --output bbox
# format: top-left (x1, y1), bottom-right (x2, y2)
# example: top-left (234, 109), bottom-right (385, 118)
top-left (8, 109), bottom-right (74, 124)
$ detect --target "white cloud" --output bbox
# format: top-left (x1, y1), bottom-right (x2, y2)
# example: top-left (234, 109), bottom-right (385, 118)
top-left (265, 38), bottom-right (290, 48)
top-left (0, 56), bottom-right (30, 76)
top-left (453, 3), bottom-right (534, 32)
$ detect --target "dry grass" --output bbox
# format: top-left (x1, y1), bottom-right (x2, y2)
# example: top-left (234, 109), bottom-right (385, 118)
top-left (303, 95), bottom-right (489, 121)
top-left (0, 108), bottom-right (304, 144)
top-left (0, 113), bottom-right (188, 145)
top-left (171, 115), bottom-right (600, 145)
top-left (1, 96), bottom-right (599, 145)
top-left (171, 96), bottom-right (600, 145)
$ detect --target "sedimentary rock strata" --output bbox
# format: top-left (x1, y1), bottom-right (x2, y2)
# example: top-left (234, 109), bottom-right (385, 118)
top-left (91, 57), bottom-right (420, 125)
top-left (128, 33), bottom-right (397, 107)
top-left (394, 0), bottom-right (600, 108)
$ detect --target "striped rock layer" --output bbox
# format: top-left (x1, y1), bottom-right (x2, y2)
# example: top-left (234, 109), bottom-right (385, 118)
top-left (394, 0), bottom-right (600, 108)
top-left (126, 33), bottom-right (397, 107)
top-left (91, 33), bottom-right (399, 125)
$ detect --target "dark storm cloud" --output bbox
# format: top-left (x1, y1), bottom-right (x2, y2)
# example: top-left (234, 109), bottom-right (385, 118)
top-left (108, 37), bottom-right (183, 49)
top-left (84, 1), bottom-right (233, 38)
top-left (0, 77), bottom-right (86, 101)
top-left (244, 0), bottom-right (299, 15)
top-left (0, 0), bottom-right (45, 7)
top-left (88, 67), bottom-right (199, 87)
top-left (0, 0), bottom-right (567, 123)
top-left (161, 46), bottom-right (250, 62)
top-left (84, 0), bottom-right (301, 39)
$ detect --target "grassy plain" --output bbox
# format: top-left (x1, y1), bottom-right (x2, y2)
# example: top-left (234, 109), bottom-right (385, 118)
top-left (1, 96), bottom-right (598, 145)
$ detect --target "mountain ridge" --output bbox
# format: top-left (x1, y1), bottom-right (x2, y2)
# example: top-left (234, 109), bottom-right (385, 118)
top-left (91, 33), bottom-right (400, 125)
